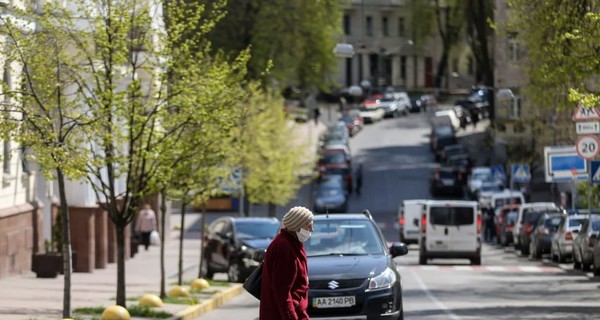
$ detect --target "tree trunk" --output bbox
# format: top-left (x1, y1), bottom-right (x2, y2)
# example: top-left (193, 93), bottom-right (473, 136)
top-left (268, 203), bottom-right (276, 217)
top-left (116, 223), bottom-right (126, 307)
top-left (198, 204), bottom-right (206, 279)
top-left (160, 188), bottom-right (167, 298)
top-left (178, 195), bottom-right (187, 285)
top-left (57, 169), bottom-right (72, 318)
top-left (434, 49), bottom-right (448, 89)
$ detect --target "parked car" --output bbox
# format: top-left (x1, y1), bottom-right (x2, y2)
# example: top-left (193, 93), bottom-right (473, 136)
top-left (467, 167), bottom-right (493, 199)
top-left (551, 213), bottom-right (589, 263)
top-left (529, 212), bottom-right (563, 259)
top-left (497, 204), bottom-right (520, 246)
top-left (494, 204), bottom-right (521, 246)
top-left (339, 109), bottom-right (363, 137)
top-left (434, 110), bottom-right (461, 131)
top-left (518, 207), bottom-right (563, 256)
top-left (317, 148), bottom-right (351, 173)
top-left (444, 154), bottom-right (473, 182)
top-left (439, 144), bottom-right (468, 164)
top-left (429, 125), bottom-right (455, 152)
top-left (475, 180), bottom-right (504, 206)
top-left (201, 217), bottom-right (280, 282)
top-left (433, 136), bottom-right (459, 162)
top-left (398, 199), bottom-right (426, 244)
top-left (420, 94), bottom-right (438, 110)
top-left (305, 212), bottom-right (409, 319)
top-left (572, 217), bottom-right (600, 271)
top-left (389, 91), bottom-right (411, 116)
top-left (409, 95), bottom-right (424, 112)
top-left (429, 166), bottom-right (464, 197)
top-left (358, 104), bottom-right (385, 123)
top-left (313, 175), bottom-right (349, 213)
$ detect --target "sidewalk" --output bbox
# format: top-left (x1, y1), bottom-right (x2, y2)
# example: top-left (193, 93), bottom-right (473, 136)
top-left (0, 213), bottom-right (241, 320)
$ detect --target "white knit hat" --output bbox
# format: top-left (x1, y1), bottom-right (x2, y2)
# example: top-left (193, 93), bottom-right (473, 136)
top-left (282, 206), bottom-right (314, 232)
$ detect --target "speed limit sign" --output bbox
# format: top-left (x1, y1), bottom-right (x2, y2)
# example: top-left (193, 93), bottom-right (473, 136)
top-left (576, 135), bottom-right (600, 159)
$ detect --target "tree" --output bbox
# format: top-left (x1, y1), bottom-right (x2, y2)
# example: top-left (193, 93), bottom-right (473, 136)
top-left (465, 0), bottom-right (494, 86)
top-left (0, 6), bottom-right (94, 317)
top-left (432, 0), bottom-right (466, 89)
top-left (507, 0), bottom-right (600, 111)
top-left (198, 0), bottom-right (342, 90)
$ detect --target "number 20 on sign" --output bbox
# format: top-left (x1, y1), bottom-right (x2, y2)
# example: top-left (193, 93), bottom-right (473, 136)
top-left (576, 135), bottom-right (600, 160)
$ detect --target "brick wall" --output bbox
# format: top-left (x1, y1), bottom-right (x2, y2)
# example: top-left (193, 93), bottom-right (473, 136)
top-left (0, 204), bottom-right (42, 279)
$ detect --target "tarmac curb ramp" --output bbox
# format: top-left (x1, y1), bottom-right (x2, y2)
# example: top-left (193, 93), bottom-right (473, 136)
top-left (170, 284), bottom-right (244, 320)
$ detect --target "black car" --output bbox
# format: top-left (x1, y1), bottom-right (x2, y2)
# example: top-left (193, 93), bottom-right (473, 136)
top-left (201, 217), bottom-right (280, 283)
top-left (520, 208), bottom-right (563, 256)
top-left (305, 212), bottom-right (409, 319)
top-left (430, 166), bottom-right (464, 197)
top-left (529, 212), bottom-right (563, 259)
top-left (313, 175), bottom-right (349, 213)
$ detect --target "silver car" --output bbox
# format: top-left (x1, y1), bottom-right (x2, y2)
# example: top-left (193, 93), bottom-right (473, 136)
top-left (551, 214), bottom-right (588, 263)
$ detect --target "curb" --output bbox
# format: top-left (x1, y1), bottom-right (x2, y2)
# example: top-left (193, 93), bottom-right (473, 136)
top-left (170, 284), bottom-right (244, 320)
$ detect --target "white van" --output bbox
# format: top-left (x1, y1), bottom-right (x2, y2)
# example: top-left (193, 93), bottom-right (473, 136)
top-left (398, 199), bottom-right (426, 244)
top-left (418, 200), bottom-right (481, 265)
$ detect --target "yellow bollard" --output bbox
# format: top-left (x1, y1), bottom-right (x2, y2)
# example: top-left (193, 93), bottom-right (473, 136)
top-left (190, 278), bottom-right (210, 290)
top-left (168, 285), bottom-right (190, 297)
top-left (101, 305), bottom-right (131, 320)
top-left (139, 293), bottom-right (163, 308)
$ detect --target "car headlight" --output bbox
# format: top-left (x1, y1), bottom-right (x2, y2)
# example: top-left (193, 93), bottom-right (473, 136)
top-left (367, 268), bottom-right (396, 291)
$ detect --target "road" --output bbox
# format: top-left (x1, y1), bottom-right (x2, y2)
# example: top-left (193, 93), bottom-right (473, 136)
top-left (195, 107), bottom-right (600, 319)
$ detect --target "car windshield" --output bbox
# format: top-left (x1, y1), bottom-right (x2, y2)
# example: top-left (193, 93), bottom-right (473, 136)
top-left (569, 218), bottom-right (586, 229)
top-left (305, 220), bottom-right (384, 256)
top-left (315, 183), bottom-right (343, 195)
top-left (471, 172), bottom-right (492, 181)
top-left (506, 212), bottom-right (518, 224)
top-left (235, 221), bottom-right (280, 240)
top-left (544, 216), bottom-right (562, 230)
top-left (435, 126), bottom-right (454, 136)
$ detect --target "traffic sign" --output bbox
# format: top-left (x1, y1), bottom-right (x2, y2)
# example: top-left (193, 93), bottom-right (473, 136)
top-left (511, 164), bottom-right (531, 183)
top-left (576, 121), bottom-right (600, 135)
top-left (491, 165), bottom-right (506, 182)
top-left (576, 135), bottom-right (600, 160)
top-left (572, 104), bottom-right (600, 121)
top-left (544, 146), bottom-right (588, 182)
top-left (591, 160), bottom-right (600, 184)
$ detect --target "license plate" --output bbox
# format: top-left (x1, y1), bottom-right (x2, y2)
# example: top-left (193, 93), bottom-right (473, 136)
top-left (313, 296), bottom-right (356, 308)
top-left (432, 241), bottom-right (448, 250)
top-left (442, 179), bottom-right (454, 186)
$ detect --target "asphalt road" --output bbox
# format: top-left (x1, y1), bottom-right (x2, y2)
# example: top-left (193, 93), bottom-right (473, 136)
top-left (196, 107), bottom-right (600, 320)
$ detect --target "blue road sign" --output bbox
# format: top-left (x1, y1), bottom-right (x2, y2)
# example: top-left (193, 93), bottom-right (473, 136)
top-left (512, 164), bottom-right (531, 183)
top-left (491, 165), bottom-right (506, 182)
top-left (544, 146), bottom-right (588, 182)
top-left (591, 161), bottom-right (600, 185)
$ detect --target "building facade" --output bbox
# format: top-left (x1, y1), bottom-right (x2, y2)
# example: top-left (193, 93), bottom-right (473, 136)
top-left (334, 0), bottom-right (475, 92)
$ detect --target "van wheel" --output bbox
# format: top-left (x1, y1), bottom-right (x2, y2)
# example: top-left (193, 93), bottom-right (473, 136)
top-left (471, 257), bottom-right (481, 265)
top-left (582, 261), bottom-right (591, 272)
top-left (419, 254), bottom-right (427, 265)
top-left (593, 267), bottom-right (600, 277)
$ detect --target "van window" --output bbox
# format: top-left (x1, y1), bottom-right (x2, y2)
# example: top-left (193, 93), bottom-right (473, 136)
top-left (430, 207), bottom-right (474, 226)
top-left (495, 197), bottom-right (522, 208)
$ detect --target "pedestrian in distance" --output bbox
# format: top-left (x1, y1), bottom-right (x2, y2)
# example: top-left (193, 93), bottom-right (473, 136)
top-left (314, 107), bottom-right (321, 125)
top-left (135, 203), bottom-right (157, 250)
top-left (260, 206), bottom-right (314, 320)
top-left (355, 163), bottom-right (363, 195)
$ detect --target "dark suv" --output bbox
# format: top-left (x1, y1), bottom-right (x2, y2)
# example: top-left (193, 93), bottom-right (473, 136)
top-left (305, 211), bottom-right (409, 319)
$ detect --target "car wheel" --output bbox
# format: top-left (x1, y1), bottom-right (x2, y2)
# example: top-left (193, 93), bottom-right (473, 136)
top-left (582, 261), bottom-right (591, 272)
top-left (471, 256), bottom-right (481, 265)
top-left (227, 260), bottom-right (243, 283)
top-left (573, 254), bottom-right (581, 269)
top-left (593, 267), bottom-right (600, 277)
top-left (200, 257), bottom-right (214, 280)
top-left (558, 250), bottom-right (566, 263)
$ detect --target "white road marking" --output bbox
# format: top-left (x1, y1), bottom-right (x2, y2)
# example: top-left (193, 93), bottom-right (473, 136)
top-left (408, 267), bottom-right (462, 320)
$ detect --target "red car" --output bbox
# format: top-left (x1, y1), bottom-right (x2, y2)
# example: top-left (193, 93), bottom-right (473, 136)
top-left (495, 204), bottom-right (521, 246)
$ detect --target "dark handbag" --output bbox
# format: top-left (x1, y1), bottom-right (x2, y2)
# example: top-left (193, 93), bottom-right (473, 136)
top-left (243, 263), bottom-right (263, 300)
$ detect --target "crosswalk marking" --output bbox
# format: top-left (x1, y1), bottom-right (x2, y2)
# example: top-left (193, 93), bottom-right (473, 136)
top-left (400, 265), bottom-right (557, 273)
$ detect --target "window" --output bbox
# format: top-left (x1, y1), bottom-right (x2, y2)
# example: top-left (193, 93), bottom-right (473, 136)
top-left (343, 14), bottom-right (350, 35)
top-left (366, 16), bottom-right (373, 37)
top-left (400, 56), bottom-right (406, 80)
top-left (508, 33), bottom-right (519, 62)
top-left (430, 207), bottom-right (474, 226)
top-left (510, 96), bottom-right (521, 119)
top-left (397, 17), bottom-right (405, 37)
top-left (382, 17), bottom-right (389, 36)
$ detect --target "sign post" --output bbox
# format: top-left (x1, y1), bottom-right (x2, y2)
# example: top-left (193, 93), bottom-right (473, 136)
top-left (572, 103), bottom-right (600, 218)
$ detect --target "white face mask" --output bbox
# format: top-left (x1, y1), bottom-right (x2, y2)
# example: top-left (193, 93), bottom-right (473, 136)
top-left (296, 228), bottom-right (312, 242)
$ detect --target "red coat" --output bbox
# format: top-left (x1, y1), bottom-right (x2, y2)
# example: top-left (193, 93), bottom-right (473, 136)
top-left (259, 229), bottom-right (309, 320)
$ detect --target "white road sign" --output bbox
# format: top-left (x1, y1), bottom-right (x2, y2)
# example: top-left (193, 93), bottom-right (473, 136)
top-left (576, 135), bottom-right (600, 160)
top-left (576, 121), bottom-right (600, 135)
top-left (572, 104), bottom-right (600, 121)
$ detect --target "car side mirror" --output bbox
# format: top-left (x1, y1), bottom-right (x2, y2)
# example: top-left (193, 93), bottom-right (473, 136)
top-left (413, 218), bottom-right (419, 227)
top-left (389, 242), bottom-right (409, 257)
top-left (252, 250), bottom-right (266, 262)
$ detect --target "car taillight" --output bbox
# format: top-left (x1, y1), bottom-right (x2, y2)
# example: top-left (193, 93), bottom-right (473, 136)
top-left (477, 214), bottom-right (482, 234)
top-left (525, 223), bottom-right (533, 235)
top-left (421, 214), bottom-right (427, 233)
top-left (565, 232), bottom-right (573, 241)
top-left (400, 211), bottom-right (405, 226)
top-left (434, 169), bottom-right (440, 180)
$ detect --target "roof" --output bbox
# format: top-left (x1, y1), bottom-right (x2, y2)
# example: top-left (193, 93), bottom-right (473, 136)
top-left (425, 200), bottom-right (478, 206)
top-left (313, 213), bottom-right (373, 221)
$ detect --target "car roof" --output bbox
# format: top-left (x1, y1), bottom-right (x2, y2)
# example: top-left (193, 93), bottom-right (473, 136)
top-left (313, 213), bottom-right (374, 221)
top-left (219, 217), bottom-right (280, 223)
top-left (425, 199), bottom-right (478, 206)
